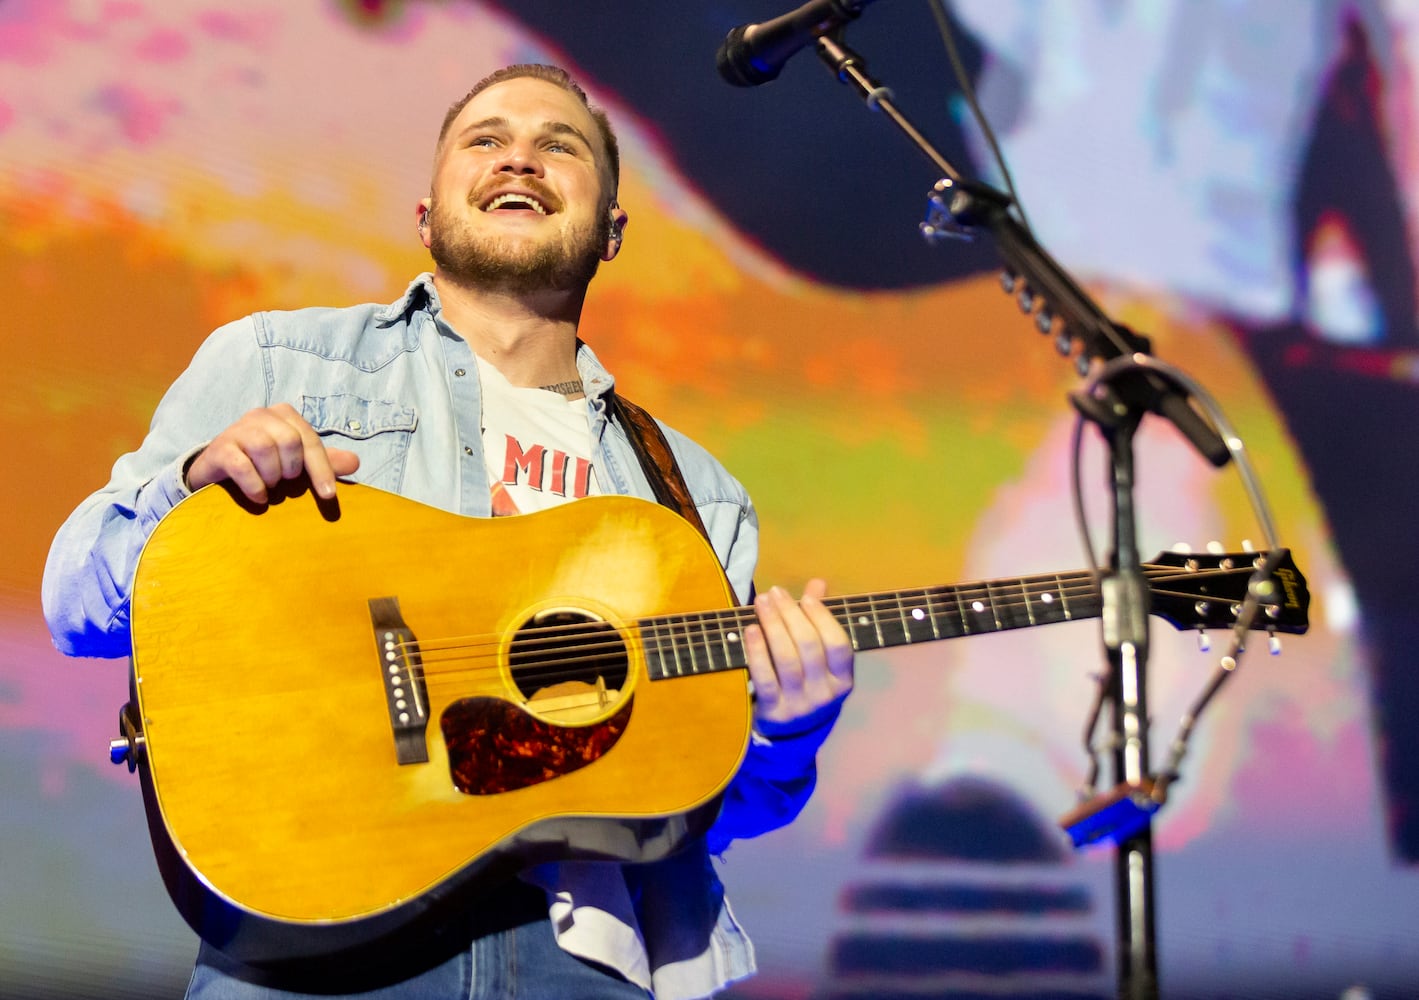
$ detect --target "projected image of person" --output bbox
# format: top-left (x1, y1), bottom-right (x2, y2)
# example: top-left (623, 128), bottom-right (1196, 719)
top-left (949, 0), bottom-right (1419, 862)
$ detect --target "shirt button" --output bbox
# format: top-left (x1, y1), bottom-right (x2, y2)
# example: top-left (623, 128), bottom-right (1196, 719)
top-left (347, 420), bottom-right (361, 431)
top-left (463, 446), bottom-right (473, 455)
top-left (454, 368), bottom-right (466, 377)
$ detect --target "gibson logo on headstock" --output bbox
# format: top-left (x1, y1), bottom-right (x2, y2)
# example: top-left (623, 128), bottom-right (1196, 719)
top-left (1275, 567), bottom-right (1303, 609)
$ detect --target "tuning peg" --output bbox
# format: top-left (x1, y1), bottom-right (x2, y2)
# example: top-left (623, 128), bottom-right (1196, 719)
top-left (1054, 331), bottom-right (1072, 356)
top-left (1206, 541), bottom-right (1225, 555)
top-left (1000, 270), bottom-right (1018, 293)
top-left (1035, 308), bottom-right (1055, 334)
top-left (1241, 539), bottom-right (1255, 552)
top-left (1018, 287), bottom-right (1037, 313)
top-left (1172, 542), bottom-right (1190, 553)
top-left (1197, 630), bottom-right (1211, 653)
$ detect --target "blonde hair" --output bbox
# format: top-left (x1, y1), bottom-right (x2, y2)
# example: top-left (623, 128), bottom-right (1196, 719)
top-left (437, 64), bottom-right (620, 191)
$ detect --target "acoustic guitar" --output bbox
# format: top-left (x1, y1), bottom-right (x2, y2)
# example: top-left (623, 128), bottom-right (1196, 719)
top-left (117, 481), bottom-right (1309, 967)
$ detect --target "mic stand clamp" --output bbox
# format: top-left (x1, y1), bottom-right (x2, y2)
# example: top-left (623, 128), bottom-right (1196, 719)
top-left (922, 176), bottom-right (1013, 241)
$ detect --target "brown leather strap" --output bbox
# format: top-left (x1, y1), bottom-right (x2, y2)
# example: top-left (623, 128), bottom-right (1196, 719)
top-left (609, 394), bottom-right (710, 542)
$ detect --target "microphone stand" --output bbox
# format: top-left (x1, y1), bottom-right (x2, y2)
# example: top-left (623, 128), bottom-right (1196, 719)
top-left (811, 33), bottom-right (1231, 1000)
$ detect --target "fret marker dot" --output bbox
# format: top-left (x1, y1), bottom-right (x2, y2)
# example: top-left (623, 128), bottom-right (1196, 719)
top-left (388, 665), bottom-right (398, 675)
top-left (858, 615), bottom-right (870, 626)
top-left (398, 712), bottom-right (410, 724)
top-left (727, 632), bottom-right (739, 643)
top-left (971, 600), bottom-right (985, 613)
top-left (911, 608), bottom-right (925, 620)
top-left (1042, 593), bottom-right (1054, 603)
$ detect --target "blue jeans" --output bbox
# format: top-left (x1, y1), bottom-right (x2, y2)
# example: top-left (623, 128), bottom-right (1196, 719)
top-left (185, 917), bottom-right (653, 1000)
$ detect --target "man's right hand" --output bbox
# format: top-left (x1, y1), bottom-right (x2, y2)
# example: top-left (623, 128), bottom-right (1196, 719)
top-left (185, 403), bottom-right (360, 504)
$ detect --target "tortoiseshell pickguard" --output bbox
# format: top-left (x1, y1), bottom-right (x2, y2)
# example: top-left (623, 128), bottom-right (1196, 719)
top-left (441, 696), bottom-right (633, 795)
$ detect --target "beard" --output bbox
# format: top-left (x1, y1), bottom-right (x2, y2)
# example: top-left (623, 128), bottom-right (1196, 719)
top-left (427, 196), bottom-right (608, 295)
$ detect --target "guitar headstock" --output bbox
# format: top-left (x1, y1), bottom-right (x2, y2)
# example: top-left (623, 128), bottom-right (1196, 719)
top-left (1147, 548), bottom-right (1310, 636)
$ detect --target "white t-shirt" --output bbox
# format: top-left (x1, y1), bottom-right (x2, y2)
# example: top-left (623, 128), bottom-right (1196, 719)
top-left (477, 358), bottom-right (599, 516)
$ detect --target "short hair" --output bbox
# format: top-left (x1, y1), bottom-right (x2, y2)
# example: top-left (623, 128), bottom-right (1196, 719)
top-left (437, 64), bottom-right (620, 192)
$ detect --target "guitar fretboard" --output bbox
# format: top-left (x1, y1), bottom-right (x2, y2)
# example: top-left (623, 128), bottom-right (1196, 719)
top-left (640, 570), bottom-right (1101, 681)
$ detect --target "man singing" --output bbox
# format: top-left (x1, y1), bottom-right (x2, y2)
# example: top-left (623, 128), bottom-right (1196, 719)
top-left (43, 64), bottom-right (853, 999)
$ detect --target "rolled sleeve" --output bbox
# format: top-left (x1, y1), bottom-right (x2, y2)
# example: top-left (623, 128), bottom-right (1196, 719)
top-left (41, 319), bottom-right (264, 658)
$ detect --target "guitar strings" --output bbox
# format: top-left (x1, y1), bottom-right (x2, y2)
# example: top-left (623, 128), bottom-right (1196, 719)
top-left (409, 567), bottom-right (1116, 658)
top-left (408, 571), bottom-right (1107, 667)
top-left (392, 564), bottom-right (1259, 691)
top-left (405, 563), bottom-right (1248, 661)
top-left (404, 565), bottom-right (1247, 678)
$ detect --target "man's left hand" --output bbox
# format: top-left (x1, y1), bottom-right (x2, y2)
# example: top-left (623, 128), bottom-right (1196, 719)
top-left (743, 579), bottom-right (854, 734)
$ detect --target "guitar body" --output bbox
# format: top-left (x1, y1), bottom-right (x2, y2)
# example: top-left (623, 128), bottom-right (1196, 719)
top-left (129, 482), bottom-right (750, 967)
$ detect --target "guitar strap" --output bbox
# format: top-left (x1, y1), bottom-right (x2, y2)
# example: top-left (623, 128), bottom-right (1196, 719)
top-left (609, 394), bottom-right (711, 543)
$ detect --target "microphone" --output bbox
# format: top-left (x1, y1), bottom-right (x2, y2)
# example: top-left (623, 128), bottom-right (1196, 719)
top-left (716, 0), bottom-right (880, 87)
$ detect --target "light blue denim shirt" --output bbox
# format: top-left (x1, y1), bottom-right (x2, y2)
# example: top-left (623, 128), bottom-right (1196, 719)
top-left (42, 274), bottom-right (836, 999)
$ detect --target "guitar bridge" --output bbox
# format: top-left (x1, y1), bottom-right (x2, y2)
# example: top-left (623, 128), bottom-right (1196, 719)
top-left (368, 596), bottom-right (430, 764)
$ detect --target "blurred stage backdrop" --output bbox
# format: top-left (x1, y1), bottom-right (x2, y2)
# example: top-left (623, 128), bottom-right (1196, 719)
top-left (4, 1), bottom-right (1419, 997)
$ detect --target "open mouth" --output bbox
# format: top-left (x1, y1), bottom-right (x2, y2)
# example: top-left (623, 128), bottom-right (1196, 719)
top-left (482, 192), bottom-right (550, 215)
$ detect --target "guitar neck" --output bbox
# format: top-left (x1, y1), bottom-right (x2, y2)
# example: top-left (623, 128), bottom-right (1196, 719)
top-left (640, 570), bottom-right (1099, 680)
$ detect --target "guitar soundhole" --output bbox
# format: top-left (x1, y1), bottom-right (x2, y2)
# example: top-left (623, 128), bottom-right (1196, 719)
top-left (441, 610), bottom-right (636, 795)
top-left (508, 610), bottom-right (629, 702)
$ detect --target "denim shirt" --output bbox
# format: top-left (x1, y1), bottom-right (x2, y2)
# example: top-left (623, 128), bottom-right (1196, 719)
top-left (42, 274), bottom-right (835, 999)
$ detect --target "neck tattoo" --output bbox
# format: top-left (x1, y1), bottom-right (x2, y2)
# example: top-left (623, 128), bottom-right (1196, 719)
top-left (538, 379), bottom-right (584, 396)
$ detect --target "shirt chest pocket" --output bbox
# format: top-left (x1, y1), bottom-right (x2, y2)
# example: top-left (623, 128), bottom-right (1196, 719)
top-left (300, 394), bottom-right (418, 493)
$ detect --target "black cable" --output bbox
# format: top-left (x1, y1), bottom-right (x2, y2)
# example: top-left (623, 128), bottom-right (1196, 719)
top-left (924, 0), bottom-right (1034, 234)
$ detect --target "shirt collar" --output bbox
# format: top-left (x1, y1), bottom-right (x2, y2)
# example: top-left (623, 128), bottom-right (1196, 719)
top-left (382, 273), bottom-right (617, 403)
top-left (374, 273), bottom-right (438, 325)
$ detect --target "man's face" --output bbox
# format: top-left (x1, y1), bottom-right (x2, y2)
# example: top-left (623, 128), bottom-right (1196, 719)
top-left (423, 77), bottom-right (618, 294)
